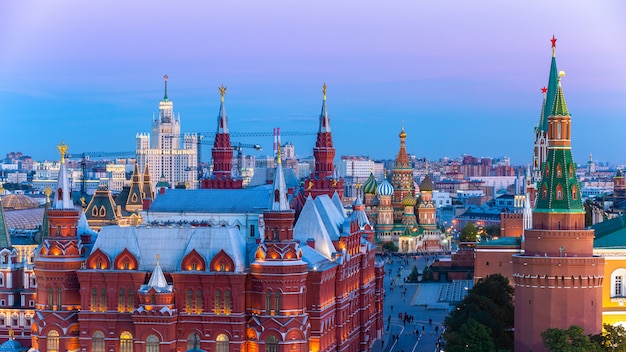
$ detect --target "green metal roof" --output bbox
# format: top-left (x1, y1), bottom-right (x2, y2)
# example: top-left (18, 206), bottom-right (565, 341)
top-left (550, 79), bottom-right (569, 116)
top-left (535, 145), bottom-right (583, 213)
top-left (539, 56), bottom-right (558, 132)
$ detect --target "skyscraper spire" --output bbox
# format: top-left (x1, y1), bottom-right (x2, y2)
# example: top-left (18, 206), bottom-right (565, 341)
top-left (163, 74), bottom-right (169, 101)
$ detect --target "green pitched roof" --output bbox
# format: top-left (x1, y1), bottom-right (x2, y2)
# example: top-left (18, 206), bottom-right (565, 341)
top-left (535, 148), bottom-right (583, 213)
top-left (550, 79), bottom-right (569, 116)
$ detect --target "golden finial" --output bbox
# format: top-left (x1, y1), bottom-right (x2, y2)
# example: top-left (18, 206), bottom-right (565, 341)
top-left (8, 329), bottom-right (13, 339)
top-left (155, 254), bottom-right (160, 265)
top-left (333, 179), bottom-right (338, 187)
top-left (80, 196), bottom-right (86, 207)
top-left (276, 141), bottom-right (282, 165)
top-left (57, 141), bottom-right (69, 163)
top-left (218, 84), bottom-right (227, 102)
top-left (559, 70), bottom-right (566, 78)
top-left (356, 182), bottom-right (361, 190)
top-left (307, 181), bottom-right (313, 190)
top-left (44, 186), bottom-right (52, 201)
top-left (322, 83), bottom-right (327, 101)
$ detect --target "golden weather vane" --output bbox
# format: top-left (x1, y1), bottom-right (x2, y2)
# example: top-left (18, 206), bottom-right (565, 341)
top-left (322, 83), bottom-right (327, 100)
top-left (57, 141), bottom-right (69, 163)
top-left (219, 84), bottom-right (227, 102)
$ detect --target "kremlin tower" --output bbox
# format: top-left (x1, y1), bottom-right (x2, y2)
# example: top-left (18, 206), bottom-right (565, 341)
top-left (304, 84), bottom-right (344, 199)
top-left (530, 36), bottom-right (560, 204)
top-left (201, 85), bottom-right (244, 189)
top-left (33, 142), bottom-right (88, 352)
top-left (512, 72), bottom-right (604, 351)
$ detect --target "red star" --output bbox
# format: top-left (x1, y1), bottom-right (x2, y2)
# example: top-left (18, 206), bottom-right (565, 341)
top-left (541, 86), bottom-right (547, 94)
top-left (551, 35), bottom-right (557, 48)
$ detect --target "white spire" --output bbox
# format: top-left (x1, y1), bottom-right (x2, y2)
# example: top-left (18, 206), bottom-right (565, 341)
top-left (271, 134), bottom-right (290, 211)
top-left (319, 83), bottom-right (331, 133)
top-left (53, 142), bottom-right (74, 209)
top-left (147, 256), bottom-right (168, 289)
top-left (217, 84), bottom-right (229, 134)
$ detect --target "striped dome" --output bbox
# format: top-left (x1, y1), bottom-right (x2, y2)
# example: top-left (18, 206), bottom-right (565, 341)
top-left (401, 192), bottom-right (416, 206)
top-left (362, 173), bottom-right (378, 194)
top-left (377, 179), bottom-right (394, 196)
top-left (420, 174), bottom-right (434, 192)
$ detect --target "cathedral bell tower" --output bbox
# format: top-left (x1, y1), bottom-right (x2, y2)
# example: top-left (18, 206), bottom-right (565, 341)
top-left (33, 142), bottom-right (87, 352)
top-left (249, 140), bottom-right (310, 352)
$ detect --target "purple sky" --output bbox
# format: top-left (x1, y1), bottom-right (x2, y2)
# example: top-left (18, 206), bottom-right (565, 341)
top-left (1, 1), bottom-right (625, 165)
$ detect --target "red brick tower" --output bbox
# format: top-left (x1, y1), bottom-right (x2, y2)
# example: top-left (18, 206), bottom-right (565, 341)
top-left (201, 85), bottom-right (243, 189)
top-left (512, 73), bottom-right (604, 351)
top-left (33, 142), bottom-right (86, 352)
top-left (249, 142), bottom-right (310, 352)
top-left (305, 84), bottom-right (344, 199)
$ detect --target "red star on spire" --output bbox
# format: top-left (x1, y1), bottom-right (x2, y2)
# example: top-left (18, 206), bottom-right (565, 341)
top-left (551, 35), bottom-right (557, 48)
top-left (541, 86), bottom-right (547, 94)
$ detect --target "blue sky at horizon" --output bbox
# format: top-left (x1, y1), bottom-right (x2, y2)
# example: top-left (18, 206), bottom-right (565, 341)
top-left (1, 1), bottom-right (625, 166)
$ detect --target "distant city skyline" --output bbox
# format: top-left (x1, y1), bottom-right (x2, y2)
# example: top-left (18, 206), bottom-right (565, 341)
top-left (1, 1), bottom-right (625, 165)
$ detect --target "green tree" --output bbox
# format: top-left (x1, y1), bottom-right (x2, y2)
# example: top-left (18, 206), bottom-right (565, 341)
top-left (542, 325), bottom-right (601, 351)
top-left (443, 274), bottom-right (514, 351)
top-left (407, 265), bottom-right (419, 283)
top-left (484, 224), bottom-right (501, 239)
top-left (382, 241), bottom-right (398, 252)
top-left (590, 324), bottom-right (626, 352)
top-left (459, 222), bottom-right (479, 242)
top-left (445, 318), bottom-right (495, 352)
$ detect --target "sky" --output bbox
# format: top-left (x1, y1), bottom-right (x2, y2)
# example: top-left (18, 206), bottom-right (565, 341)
top-left (1, 1), bottom-right (625, 166)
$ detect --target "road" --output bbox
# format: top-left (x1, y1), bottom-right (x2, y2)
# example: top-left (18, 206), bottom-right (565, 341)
top-left (371, 254), bottom-right (451, 352)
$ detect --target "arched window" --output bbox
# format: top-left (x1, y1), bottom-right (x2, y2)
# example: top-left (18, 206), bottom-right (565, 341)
top-left (224, 290), bottom-right (231, 314)
top-left (48, 287), bottom-right (54, 310)
top-left (99, 206), bottom-right (106, 217)
top-left (611, 269), bottom-right (626, 297)
top-left (274, 292), bottom-right (280, 316)
top-left (92, 331), bottom-right (105, 352)
top-left (0, 274), bottom-right (4, 286)
top-left (196, 290), bottom-right (203, 313)
top-left (556, 164), bottom-right (562, 178)
top-left (214, 290), bottom-right (221, 314)
top-left (47, 330), bottom-right (60, 352)
top-left (92, 206), bottom-right (99, 217)
top-left (216, 334), bottom-right (229, 352)
top-left (556, 184), bottom-right (563, 200)
top-left (265, 336), bottom-right (278, 352)
top-left (186, 289), bottom-right (193, 314)
top-left (146, 334), bottom-right (160, 352)
top-left (119, 331), bottom-right (133, 352)
top-left (572, 185), bottom-right (578, 200)
top-left (187, 333), bottom-right (201, 351)
top-left (266, 291), bottom-right (272, 315)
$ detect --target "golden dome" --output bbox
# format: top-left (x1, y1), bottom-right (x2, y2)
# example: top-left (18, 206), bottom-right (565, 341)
top-left (1, 194), bottom-right (41, 210)
top-left (399, 127), bottom-right (407, 139)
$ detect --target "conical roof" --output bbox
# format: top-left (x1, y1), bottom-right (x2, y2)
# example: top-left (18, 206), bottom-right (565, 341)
top-left (550, 75), bottom-right (569, 116)
top-left (217, 85), bottom-right (229, 134)
top-left (53, 159), bottom-right (74, 210)
top-left (270, 139), bottom-right (290, 211)
top-left (319, 83), bottom-right (331, 133)
top-left (538, 36), bottom-right (559, 132)
top-left (147, 260), bottom-right (169, 289)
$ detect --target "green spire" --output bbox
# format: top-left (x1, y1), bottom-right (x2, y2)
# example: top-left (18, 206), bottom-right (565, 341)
top-left (163, 74), bottom-right (169, 101)
top-left (538, 38), bottom-right (559, 132)
top-left (535, 77), bottom-right (582, 213)
top-left (550, 75), bottom-right (569, 116)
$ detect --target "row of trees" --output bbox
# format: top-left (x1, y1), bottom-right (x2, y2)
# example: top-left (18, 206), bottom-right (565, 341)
top-left (542, 324), bottom-right (626, 351)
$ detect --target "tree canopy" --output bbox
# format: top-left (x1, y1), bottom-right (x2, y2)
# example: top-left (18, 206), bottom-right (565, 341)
top-left (459, 222), bottom-right (480, 242)
top-left (443, 274), bottom-right (514, 351)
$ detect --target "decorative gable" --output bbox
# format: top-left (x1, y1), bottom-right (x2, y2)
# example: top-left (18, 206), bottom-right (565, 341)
top-left (181, 249), bottom-right (206, 271)
top-left (113, 248), bottom-right (139, 271)
top-left (210, 250), bottom-right (235, 272)
top-left (86, 248), bottom-right (111, 270)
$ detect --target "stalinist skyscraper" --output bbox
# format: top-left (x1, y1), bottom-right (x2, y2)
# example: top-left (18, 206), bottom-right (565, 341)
top-left (136, 75), bottom-right (198, 189)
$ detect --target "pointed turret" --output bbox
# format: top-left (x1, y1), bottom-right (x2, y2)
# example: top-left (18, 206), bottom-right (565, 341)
top-left (539, 35), bottom-right (559, 133)
top-left (312, 83), bottom-right (336, 179)
top-left (125, 163), bottom-right (144, 212)
top-left (54, 141), bottom-right (74, 210)
top-left (210, 85), bottom-right (235, 181)
top-left (141, 163), bottom-right (155, 209)
top-left (271, 140), bottom-right (290, 211)
top-left (147, 259), bottom-right (169, 290)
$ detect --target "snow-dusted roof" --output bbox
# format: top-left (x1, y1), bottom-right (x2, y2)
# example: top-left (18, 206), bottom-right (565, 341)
top-left (148, 187), bottom-right (271, 214)
top-left (301, 245), bottom-right (336, 271)
top-left (92, 225), bottom-right (247, 272)
top-left (313, 196), bottom-right (345, 241)
top-left (293, 197), bottom-right (337, 260)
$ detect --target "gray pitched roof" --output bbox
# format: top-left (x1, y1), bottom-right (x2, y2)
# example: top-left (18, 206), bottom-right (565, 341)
top-left (148, 187), bottom-right (273, 214)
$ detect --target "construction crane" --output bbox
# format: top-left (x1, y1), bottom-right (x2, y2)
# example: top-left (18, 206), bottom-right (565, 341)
top-left (66, 151), bottom-right (135, 197)
top-left (232, 143), bottom-right (262, 177)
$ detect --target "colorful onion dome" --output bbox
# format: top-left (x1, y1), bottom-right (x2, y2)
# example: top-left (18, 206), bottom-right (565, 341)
top-left (420, 174), bottom-right (434, 192)
top-left (362, 173), bottom-right (378, 194)
top-left (377, 179), bottom-right (394, 196)
top-left (401, 192), bottom-right (416, 206)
